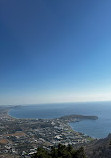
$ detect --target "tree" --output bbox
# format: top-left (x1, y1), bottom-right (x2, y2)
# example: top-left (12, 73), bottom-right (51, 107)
top-left (31, 144), bottom-right (87, 158)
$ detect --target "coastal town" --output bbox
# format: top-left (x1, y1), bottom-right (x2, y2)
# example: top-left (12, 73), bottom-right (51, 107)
top-left (0, 106), bottom-right (98, 158)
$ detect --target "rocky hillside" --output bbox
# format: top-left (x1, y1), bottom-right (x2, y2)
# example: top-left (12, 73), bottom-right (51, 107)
top-left (85, 134), bottom-right (111, 158)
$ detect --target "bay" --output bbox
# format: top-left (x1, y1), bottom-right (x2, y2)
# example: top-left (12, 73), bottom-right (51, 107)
top-left (9, 101), bottom-right (111, 139)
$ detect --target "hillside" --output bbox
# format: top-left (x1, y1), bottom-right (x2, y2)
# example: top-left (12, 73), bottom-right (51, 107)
top-left (85, 134), bottom-right (111, 158)
top-left (31, 134), bottom-right (111, 158)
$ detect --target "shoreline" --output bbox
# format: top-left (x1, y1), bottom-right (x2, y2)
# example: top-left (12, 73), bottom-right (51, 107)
top-left (7, 106), bottom-right (98, 140)
top-left (0, 106), bottom-right (99, 157)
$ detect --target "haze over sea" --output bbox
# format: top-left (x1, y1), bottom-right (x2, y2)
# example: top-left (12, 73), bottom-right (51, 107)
top-left (9, 101), bottom-right (111, 139)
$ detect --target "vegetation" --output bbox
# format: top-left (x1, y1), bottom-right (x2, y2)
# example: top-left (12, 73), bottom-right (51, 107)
top-left (31, 144), bottom-right (86, 158)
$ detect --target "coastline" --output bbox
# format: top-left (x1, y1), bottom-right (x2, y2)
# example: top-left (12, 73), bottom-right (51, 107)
top-left (7, 106), bottom-right (98, 140)
top-left (0, 105), bottom-right (99, 157)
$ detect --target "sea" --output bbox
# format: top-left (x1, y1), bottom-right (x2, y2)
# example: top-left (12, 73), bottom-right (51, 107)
top-left (8, 101), bottom-right (111, 139)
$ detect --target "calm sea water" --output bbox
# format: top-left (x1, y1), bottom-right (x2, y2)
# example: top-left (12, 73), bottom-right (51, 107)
top-left (9, 101), bottom-right (111, 139)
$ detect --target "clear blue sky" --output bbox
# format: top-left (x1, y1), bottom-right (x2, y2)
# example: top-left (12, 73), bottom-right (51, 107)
top-left (0, 0), bottom-right (111, 105)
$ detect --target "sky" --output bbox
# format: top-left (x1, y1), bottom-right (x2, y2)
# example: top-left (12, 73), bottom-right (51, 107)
top-left (0, 0), bottom-right (111, 105)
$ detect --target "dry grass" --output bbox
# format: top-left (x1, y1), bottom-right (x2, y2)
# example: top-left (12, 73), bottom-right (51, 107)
top-left (0, 139), bottom-right (8, 144)
top-left (5, 132), bottom-right (26, 137)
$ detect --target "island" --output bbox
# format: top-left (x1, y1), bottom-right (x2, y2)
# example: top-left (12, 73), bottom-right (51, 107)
top-left (0, 106), bottom-right (98, 158)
